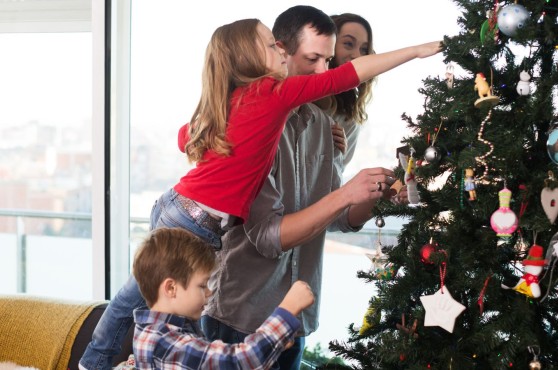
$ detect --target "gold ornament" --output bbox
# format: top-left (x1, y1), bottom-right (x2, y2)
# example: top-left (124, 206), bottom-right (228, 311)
top-left (529, 360), bottom-right (542, 370)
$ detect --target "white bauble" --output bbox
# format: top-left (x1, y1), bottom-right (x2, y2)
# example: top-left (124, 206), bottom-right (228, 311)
top-left (497, 4), bottom-right (530, 37)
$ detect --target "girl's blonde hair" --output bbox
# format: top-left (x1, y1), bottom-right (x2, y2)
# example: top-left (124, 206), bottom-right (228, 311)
top-left (185, 18), bottom-right (283, 162)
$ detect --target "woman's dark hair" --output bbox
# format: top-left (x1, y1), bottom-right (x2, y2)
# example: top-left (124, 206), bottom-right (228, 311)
top-left (328, 13), bottom-right (375, 124)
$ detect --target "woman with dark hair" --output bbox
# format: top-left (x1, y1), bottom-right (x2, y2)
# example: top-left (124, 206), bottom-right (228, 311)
top-left (318, 13), bottom-right (376, 168)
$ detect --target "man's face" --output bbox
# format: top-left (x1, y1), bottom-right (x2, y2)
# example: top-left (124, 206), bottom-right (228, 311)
top-left (283, 24), bottom-right (335, 77)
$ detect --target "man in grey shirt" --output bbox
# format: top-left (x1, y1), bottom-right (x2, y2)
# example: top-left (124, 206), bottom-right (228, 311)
top-left (202, 6), bottom-right (397, 370)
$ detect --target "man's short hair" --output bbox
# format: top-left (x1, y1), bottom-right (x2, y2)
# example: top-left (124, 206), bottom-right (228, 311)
top-left (272, 5), bottom-right (336, 55)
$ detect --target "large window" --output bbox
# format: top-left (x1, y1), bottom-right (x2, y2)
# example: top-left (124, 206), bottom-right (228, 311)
top-left (0, 2), bottom-right (94, 299)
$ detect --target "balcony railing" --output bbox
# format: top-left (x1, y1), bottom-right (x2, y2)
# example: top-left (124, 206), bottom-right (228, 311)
top-left (0, 208), bottom-right (149, 294)
top-left (0, 208), bottom-right (399, 297)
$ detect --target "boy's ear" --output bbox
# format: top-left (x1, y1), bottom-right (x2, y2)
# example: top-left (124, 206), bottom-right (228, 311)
top-left (162, 278), bottom-right (177, 298)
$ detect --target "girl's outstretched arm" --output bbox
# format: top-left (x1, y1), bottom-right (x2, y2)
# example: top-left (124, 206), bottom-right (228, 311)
top-left (351, 41), bottom-right (443, 83)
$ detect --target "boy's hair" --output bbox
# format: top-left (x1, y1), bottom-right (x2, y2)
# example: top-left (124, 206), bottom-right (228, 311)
top-left (272, 5), bottom-right (336, 56)
top-left (186, 18), bottom-right (283, 163)
top-left (133, 228), bottom-right (216, 308)
top-left (328, 13), bottom-right (376, 124)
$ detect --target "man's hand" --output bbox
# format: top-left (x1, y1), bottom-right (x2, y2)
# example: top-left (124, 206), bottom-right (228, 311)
top-left (279, 281), bottom-right (315, 316)
top-left (331, 123), bottom-right (347, 154)
top-left (341, 168), bottom-right (396, 206)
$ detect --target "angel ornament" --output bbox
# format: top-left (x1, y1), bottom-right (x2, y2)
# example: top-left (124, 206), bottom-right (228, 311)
top-left (399, 149), bottom-right (420, 204)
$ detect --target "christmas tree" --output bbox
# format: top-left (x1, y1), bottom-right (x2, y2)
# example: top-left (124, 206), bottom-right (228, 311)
top-left (328, 1), bottom-right (558, 368)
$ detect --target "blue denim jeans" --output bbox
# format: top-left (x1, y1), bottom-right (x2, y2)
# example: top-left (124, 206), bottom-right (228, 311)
top-left (80, 189), bottom-right (224, 370)
top-left (201, 315), bottom-right (305, 370)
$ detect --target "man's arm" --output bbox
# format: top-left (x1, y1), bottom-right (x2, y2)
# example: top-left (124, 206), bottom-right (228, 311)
top-left (279, 167), bottom-right (395, 250)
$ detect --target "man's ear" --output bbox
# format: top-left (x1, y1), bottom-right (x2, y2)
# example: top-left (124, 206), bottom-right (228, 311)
top-left (162, 278), bottom-right (177, 298)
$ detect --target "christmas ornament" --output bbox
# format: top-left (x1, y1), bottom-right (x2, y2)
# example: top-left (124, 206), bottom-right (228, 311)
top-left (420, 286), bottom-right (466, 333)
top-left (424, 146), bottom-right (441, 163)
top-left (420, 238), bottom-right (437, 264)
top-left (546, 122), bottom-right (558, 164)
top-left (474, 72), bottom-right (499, 108)
top-left (541, 171), bottom-right (558, 224)
top-left (464, 168), bottom-right (477, 201)
top-left (528, 345), bottom-right (541, 370)
top-left (516, 70), bottom-right (531, 95)
top-left (477, 274), bottom-right (492, 315)
top-left (497, 3), bottom-right (530, 37)
top-left (358, 305), bottom-right (379, 335)
top-left (366, 249), bottom-right (396, 280)
top-left (424, 118), bottom-right (444, 164)
top-left (490, 186), bottom-right (518, 237)
top-left (480, 4), bottom-right (499, 45)
top-left (540, 187), bottom-right (558, 224)
top-left (541, 232), bottom-right (558, 302)
top-left (421, 256), bottom-right (466, 333)
top-left (502, 244), bottom-right (546, 298)
top-left (366, 216), bottom-right (397, 280)
top-left (530, 358), bottom-right (542, 370)
top-left (376, 266), bottom-right (397, 280)
top-left (545, 230), bottom-right (558, 265)
top-left (445, 63), bottom-right (454, 89)
top-left (475, 109), bottom-right (496, 180)
top-left (399, 148), bottom-right (419, 204)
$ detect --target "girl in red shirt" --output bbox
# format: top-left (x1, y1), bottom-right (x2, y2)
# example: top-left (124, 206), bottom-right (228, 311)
top-left (153, 18), bottom-right (442, 249)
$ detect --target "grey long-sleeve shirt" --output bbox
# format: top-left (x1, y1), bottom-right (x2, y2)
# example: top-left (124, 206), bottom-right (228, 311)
top-left (204, 103), bottom-right (361, 337)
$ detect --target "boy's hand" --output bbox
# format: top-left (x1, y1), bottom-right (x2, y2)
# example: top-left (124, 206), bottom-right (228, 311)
top-left (279, 281), bottom-right (314, 316)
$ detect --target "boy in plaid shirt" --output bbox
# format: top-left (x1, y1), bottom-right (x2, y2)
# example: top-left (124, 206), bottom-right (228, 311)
top-left (132, 228), bottom-right (314, 369)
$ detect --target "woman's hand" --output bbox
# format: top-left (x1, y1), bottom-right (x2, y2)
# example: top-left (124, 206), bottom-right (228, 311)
top-left (331, 123), bottom-right (347, 154)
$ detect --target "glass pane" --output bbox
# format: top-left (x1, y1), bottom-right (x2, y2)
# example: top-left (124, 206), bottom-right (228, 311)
top-left (0, 33), bottom-right (93, 298)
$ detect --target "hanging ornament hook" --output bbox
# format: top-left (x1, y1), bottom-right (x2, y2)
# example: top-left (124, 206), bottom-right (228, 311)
top-left (527, 345), bottom-right (541, 370)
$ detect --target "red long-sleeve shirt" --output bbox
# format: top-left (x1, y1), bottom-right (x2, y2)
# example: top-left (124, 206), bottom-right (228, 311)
top-left (175, 62), bottom-right (359, 223)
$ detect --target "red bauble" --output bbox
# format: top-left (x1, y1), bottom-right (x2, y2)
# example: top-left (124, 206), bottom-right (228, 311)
top-left (420, 243), bottom-right (437, 264)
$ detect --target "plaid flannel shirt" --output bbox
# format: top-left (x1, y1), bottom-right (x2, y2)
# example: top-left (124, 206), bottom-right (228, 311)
top-left (133, 307), bottom-right (299, 369)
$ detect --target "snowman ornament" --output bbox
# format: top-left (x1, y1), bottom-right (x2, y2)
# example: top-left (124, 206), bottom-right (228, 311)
top-left (516, 70), bottom-right (531, 96)
top-left (502, 244), bottom-right (546, 298)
